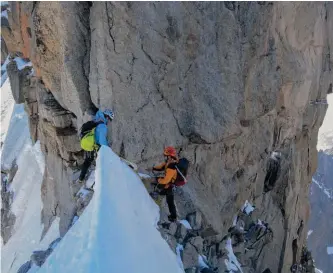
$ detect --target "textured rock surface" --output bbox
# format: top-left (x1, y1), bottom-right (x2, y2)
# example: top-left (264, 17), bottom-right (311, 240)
top-left (2, 2), bottom-right (332, 272)
top-left (6, 60), bottom-right (32, 104)
top-left (1, 38), bottom-right (8, 64)
top-left (30, 249), bottom-right (52, 267)
top-left (183, 242), bottom-right (199, 269)
top-left (16, 261), bottom-right (32, 273)
top-left (1, 173), bottom-right (15, 245)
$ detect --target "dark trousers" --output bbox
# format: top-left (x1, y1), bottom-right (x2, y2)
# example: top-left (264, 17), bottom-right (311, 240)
top-left (79, 151), bottom-right (95, 181)
top-left (159, 186), bottom-right (177, 219)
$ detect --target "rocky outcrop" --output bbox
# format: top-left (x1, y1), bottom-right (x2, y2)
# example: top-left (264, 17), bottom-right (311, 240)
top-left (1, 172), bottom-right (16, 244)
top-left (1, 38), bottom-right (8, 64)
top-left (2, 2), bottom-right (332, 272)
top-left (6, 59), bottom-right (31, 104)
top-left (16, 261), bottom-right (31, 273)
top-left (158, 205), bottom-right (275, 273)
top-left (16, 237), bottom-right (61, 272)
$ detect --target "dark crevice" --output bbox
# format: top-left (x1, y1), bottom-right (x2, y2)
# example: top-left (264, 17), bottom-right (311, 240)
top-left (105, 2), bottom-right (118, 54)
top-left (240, 119), bottom-right (251, 127)
top-left (264, 155), bottom-right (281, 193)
top-left (307, 147), bottom-right (310, 175)
top-left (235, 168), bottom-right (245, 179)
top-left (193, 145), bottom-right (198, 165)
top-left (79, 2), bottom-right (98, 112)
top-left (141, 43), bottom-right (158, 65)
top-left (26, 27), bottom-right (32, 38)
top-left (166, 15), bottom-right (181, 43)
top-left (292, 239), bottom-right (298, 265)
top-left (136, 92), bottom-right (152, 113)
top-left (328, 83), bottom-right (332, 94)
top-left (31, 1), bottom-right (38, 15)
top-left (272, 125), bottom-right (282, 149)
top-left (297, 220), bottom-right (304, 236)
top-left (51, 203), bottom-right (59, 217)
top-left (188, 132), bottom-right (210, 144)
top-left (224, 2), bottom-right (236, 11)
top-left (277, 222), bottom-right (288, 273)
top-left (119, 142), bottom-right (125, 158)
top-left (154, 80), bottom-right (185, 139)
top-left (184, 63), bottom-right (193, 78)
top-left (111, 69), bottom-right (122, 81)
top-left (36, 38), bottom-right (46, 53)
top-left (140, 148), bottom-right (145, 161)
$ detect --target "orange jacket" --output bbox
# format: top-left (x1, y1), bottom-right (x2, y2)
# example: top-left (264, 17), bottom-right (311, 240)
top-left (153, 161), bottom-right (178, 188)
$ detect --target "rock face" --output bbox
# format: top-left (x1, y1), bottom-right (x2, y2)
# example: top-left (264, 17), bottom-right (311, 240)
top-left (1, 38), bottom-right (8, 64)
top-left (1, 172), bottom-right (16, 244)
top-left (2, 2), bottom-right (332, 272)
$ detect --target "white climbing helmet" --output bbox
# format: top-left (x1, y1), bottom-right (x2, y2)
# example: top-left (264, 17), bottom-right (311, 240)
top-left (103, 109), bottom-right (114, 121)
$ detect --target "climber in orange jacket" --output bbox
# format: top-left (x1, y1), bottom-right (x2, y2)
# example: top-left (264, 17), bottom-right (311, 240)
top-left (152, 146), bottom-right (179, 222)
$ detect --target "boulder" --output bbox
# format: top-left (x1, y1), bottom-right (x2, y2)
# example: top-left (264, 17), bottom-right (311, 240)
top-left (160, 228), bottom-right (178, 251)
top-left (176, 222), bottom-right (188, 242)
top-left (6, 61), bottom-right (26, 104)
top-left (186, 211), bottom-right (202, 230)
top-left (30, 249), bottom-right (52, 266)
top-left (189, 236), bottom-right (204, 254)
top-left (200, 227), bottom-right (219, 238)
top-left (168, 222), bottom-right (178, 236)
top-left (183, 242), bottom-right (199, 269)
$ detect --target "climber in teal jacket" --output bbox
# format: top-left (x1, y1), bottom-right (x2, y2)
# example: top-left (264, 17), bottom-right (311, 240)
top-left (78, 109), bottom-right (114, 183)
top-left (93, 109), bottom-right (112, 146)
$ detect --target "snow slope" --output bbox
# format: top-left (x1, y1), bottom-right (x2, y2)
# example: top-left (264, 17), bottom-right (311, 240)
top-left (1, 141), bottom-right (60, 273)
top-left (39, 146), bottom-right (184, 273)
top-left (1, 75), bottom-right (60, 273)
top-left (0, 78), bottom-right (15, 144)
top-left (0, 102), bottom-right (30, 170)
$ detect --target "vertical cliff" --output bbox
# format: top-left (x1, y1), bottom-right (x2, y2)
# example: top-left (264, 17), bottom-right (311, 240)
top-left (1, 2), bottom-right (332, 272)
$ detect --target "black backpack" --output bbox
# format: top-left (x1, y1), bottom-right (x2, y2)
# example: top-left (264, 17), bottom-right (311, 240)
top-left (174, 158), bottom-right (189, 186)
top-left (79, 120), bottom-right (102, 139)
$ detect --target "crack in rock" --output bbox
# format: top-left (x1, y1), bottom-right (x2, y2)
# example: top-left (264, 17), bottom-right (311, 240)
top-left (105, 2), bottom-right (118, 54)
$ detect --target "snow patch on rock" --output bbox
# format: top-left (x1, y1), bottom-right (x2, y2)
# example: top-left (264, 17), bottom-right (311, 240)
top-left (241, 200), bottom-right (255, 215)
top-left (179, 219), bottom-right (192, 230)
top-left (225, 238), bottom-right (243, 273)
top-left (312, 178), bottom-right (332, 199)
top-left (327, 246), bottom-right (333, 255)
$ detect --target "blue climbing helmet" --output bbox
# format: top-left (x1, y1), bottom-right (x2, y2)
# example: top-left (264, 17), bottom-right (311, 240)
top-left (103, 109), bottom-right (114, 121)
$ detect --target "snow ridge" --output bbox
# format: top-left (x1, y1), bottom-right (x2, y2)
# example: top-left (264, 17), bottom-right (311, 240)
top-left (39, 147), bottom-right (183, 273)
